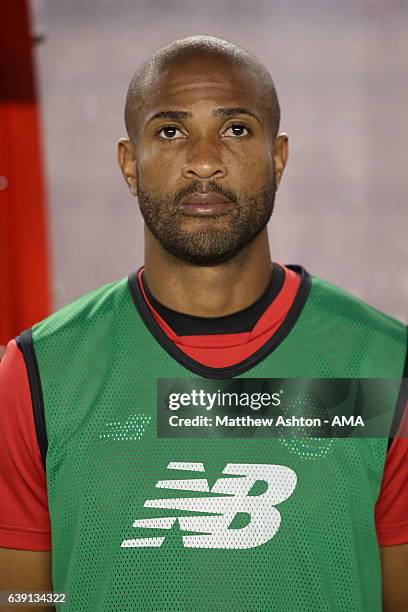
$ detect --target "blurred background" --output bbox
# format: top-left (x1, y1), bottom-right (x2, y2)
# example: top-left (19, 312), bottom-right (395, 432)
top-left (1, 0), bottom-right (407, 350)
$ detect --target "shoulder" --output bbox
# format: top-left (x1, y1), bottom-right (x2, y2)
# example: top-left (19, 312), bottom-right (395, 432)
top-left (308, 273), bottom-right (406, 344)
top-left (299, 271), bottom-right (407, 378)
top-left (31, 276), bottom-right (130, 343)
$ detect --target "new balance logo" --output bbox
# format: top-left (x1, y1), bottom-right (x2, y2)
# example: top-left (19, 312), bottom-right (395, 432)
top-left (121, 461), bottom-right (297, 549)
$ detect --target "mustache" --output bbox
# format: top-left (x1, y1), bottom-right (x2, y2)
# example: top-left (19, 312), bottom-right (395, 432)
top-left (173, 181), bottom-right (239, 207)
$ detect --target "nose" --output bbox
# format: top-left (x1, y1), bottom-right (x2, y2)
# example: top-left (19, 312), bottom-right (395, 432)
top-left (181, 137), bottom-right (227, 181)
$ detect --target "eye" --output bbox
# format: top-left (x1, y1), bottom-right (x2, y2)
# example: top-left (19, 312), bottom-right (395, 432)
top-left (222, 124), bottom-right (250, 138)
top-left (157, 125), bottom-right (185, 140)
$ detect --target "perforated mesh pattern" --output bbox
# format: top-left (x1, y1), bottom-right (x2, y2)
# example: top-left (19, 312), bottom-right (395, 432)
top-left (31, 274), bottom-right (406, 611)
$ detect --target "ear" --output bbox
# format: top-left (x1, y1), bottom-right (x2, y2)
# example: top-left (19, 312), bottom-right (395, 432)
top-left (117, 138), bottom-right (138, 197)
top-left (273, 133), bottom-right (289, 188)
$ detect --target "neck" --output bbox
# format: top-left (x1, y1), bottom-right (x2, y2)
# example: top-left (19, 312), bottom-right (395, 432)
top-left (143, 226), bottom-right (273, 317)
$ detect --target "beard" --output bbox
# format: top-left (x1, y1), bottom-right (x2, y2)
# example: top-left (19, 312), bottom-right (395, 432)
top-left (136, 173), bottom-right (277, 266)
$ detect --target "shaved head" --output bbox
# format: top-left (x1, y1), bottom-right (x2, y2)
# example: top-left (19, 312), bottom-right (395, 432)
top-left (124, 35), bottom-right (280, 141)
top-left (118, 34), bottom-right (289, 267)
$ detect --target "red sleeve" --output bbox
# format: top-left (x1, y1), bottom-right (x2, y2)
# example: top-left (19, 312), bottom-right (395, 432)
top-left (375, 399), bottom-right (408, 546)
top-left (0, 339), bottom-right (51, 550)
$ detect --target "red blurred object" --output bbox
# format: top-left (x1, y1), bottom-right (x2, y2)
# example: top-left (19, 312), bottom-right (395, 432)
top-left (0, 0), bottom-right (50, 350)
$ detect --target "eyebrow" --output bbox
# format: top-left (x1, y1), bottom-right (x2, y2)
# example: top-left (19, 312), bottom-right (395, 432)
top-left (147, 110), bottom-right (192, 123)
top-left (211, 107), bottom-right (261, 122)
top-left (146, 107), bottom-right (261, 125)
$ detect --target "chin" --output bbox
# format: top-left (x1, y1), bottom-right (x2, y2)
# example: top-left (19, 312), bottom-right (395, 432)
top-left (165, 243), bottom-right (248, 267)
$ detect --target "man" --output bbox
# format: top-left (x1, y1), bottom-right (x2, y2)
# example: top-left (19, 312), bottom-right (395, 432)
top-left (0, 35), bottom-right (407, 611)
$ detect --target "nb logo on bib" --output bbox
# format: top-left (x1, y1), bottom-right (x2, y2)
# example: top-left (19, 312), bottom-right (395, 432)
top-left (121, 461), bottom-right (297, 549)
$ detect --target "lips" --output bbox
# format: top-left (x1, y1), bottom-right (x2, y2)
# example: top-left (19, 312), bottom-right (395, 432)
top-left (178, 192), bottom-right (233, 217)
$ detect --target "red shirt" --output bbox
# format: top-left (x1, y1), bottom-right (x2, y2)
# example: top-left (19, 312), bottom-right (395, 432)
top-left (0, 264), bottom-right (407, 550)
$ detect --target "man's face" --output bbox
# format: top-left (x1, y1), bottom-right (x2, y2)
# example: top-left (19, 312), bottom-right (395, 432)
top-left (123, 54), bottom-right (287, 265)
